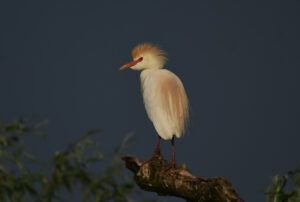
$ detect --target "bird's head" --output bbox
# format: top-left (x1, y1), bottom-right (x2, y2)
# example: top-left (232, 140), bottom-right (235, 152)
top-left (120, 43), bottom-right (167, 71)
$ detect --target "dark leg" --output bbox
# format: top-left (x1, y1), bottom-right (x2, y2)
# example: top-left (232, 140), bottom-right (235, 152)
top-left (171, 135), bottom-right (176, 166)
top-left (163, 135), bottom-right (176, 171)
top-left (153, 135), bottom-right (161, 155)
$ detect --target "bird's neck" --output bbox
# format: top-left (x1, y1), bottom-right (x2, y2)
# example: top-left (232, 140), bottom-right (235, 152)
top-left (141, 68), bottom-right (158, 78)
top-left (140, 68), bottom-right (159, 85)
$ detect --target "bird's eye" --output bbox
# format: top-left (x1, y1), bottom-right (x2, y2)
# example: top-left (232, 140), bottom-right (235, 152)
top-left (139, 57), bottom-right (143, 61)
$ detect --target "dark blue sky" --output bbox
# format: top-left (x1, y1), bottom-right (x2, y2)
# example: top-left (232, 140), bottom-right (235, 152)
top-left (1, 1), bottom-right (299, 201)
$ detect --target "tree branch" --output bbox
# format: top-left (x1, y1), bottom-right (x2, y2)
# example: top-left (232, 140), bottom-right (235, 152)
top-left (122, 153), bottom-right (243, 202)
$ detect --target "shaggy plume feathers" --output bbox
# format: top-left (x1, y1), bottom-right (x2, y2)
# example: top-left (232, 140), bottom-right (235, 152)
top-left (131, 43), bottom-right (167, 66)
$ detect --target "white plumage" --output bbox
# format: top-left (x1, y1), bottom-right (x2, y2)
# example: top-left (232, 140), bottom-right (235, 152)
top-left (120, 42), bottom-right (189, 165)
top-left (141, 68), bottom-right (188, 140)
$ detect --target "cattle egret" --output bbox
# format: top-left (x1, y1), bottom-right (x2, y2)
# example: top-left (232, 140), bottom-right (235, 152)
top-left (120, 43), bottom-right (189, 167)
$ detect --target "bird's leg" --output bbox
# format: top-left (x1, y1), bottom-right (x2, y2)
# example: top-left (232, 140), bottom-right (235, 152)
top-left (153, 135), bottom-right (161, 156)
top-left (162, 136), bottom-right (177, 172)
top-left (170, 135), bottom-right (176, 167)
top-left (146, 135), bottom-right (161, 162)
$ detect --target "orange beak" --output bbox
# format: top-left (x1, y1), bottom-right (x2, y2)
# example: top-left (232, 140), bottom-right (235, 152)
top-left (119, 57), bottom-right (143, 70)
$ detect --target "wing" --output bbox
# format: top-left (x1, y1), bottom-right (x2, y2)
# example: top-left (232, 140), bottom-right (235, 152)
top-left (142, 69), bottom-right (189, 138)
top-left (158, 70), bottom-right (189, 136)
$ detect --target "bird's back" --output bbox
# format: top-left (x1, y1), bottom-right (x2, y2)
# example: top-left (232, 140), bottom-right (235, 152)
top-left (140, 69), bottom-right (189, 140)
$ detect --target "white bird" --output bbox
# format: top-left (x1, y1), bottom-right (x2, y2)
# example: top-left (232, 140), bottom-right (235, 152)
top-left (120, 43), bottom-right (189, 167)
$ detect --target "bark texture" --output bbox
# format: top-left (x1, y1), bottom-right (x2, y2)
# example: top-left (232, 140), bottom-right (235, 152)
top-left (122, 153), bottom-right (243, 202)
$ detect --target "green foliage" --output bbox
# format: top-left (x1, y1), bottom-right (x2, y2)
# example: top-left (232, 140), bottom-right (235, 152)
top-left (0, 119), bottom-right (148, 202)
top-left (266, 167), bottom-right (300, 202)
top-left (5, 118), bottom-right (299, 202)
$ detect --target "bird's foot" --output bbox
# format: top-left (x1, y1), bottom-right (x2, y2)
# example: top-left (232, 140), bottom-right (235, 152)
top-left (152, 148), bottom-right (161, 157)
top-left (163, 160), bottom-right (176, 172)
top-left (142, 149), bottom-right (162, 166)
